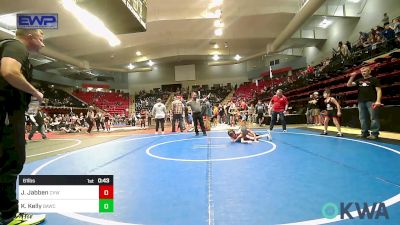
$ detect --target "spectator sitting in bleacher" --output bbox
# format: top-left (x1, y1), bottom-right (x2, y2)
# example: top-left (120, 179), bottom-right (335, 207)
top-left (60, 114), bottom-right (82, 133)
top-left (338, 41), bottom-right (350, 58)
top-left (376, 25), bottom-right (385, 34)
top-left (232, 13), bottom-right (400, 122)
top-left (359, 31), bottom-right (369, 43)
top-left (375, 32), bottom-right (384, 44)
top-left (395, 33), bottom-right (400, 48)
top-left (306, 65), bottom-right (314, 76)
top-left (392, 17), bottom-right (400, 34)
top-left (36, 84), bottom-right (83, 108)
top-left (382, 13), bottom-right (389, 25)
top-left (383, 22), bottom-right (396, 49)
top-left (134, 90), bottom-right (170, 113)
top-left (367, 31), bottom-right (377, 46)
top-left (345, 41), bottom-right (352, 53)
top-left (383, 22), bottom-right (396, 41)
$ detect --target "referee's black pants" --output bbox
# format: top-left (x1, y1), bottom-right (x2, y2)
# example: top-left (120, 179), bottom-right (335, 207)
top-left (192, 112), bottom-right (206, 135)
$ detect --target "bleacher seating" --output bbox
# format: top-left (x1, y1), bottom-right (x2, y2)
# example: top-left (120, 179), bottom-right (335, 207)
top-left (207, 88), bottom-right (231, 105)
top-left (229, 19), bottom-right (400, 113)
top-left (286, 59), bottom-right (400, 109)
top-left (37, 85), bottom-right (84, 108)
top-left (135, 92), bottom-right (170, 111)
top-left (235, 80), bottom-right (266, 100)
top-left (73, 91), bottom-right (129, 116)
top-left (233, 78), bottom-right (288, 102)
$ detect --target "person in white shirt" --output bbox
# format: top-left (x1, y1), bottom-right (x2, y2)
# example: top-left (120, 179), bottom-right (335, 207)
top-left (152, 98), bottom-right (167, 134)
top-left (337, 41), bottom-right (350, 58)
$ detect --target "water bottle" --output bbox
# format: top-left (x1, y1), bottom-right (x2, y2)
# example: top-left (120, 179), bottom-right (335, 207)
top-left (27, 96), bottom-right (40, 115)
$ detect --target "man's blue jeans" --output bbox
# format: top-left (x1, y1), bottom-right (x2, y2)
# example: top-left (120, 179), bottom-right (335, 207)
top-left (358, 101), bottom-right (380, 137)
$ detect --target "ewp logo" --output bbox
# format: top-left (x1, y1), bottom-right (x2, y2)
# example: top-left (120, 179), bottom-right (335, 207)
top-left (17, 14), bottom-right (58, 29)
top-left (321, 202), bottom-right (389, 220)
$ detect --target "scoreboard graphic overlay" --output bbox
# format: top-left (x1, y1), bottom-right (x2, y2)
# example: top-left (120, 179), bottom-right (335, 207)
top-left (18, 175), bottom-right (114, 213)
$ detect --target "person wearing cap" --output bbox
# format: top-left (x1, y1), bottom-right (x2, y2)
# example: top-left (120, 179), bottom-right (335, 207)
top-left (0, 29), bottom-right (46, 224)
top-left (152, 98), bottom-right (167, 134)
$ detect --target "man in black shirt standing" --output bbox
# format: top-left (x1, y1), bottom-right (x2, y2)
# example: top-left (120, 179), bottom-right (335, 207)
top-left (187, 92), bottom-right (207, 136)
top-left (347, 66), bottom-right (382, 139)
top-left (0, 29), bottom-right (46, 224)
top-left (27, 107), bottom-right (47, 140)
top-left (255, 100), bottom-right (265, 126)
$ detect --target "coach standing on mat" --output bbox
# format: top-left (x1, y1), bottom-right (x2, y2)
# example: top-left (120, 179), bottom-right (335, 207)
top-left (347, 66), bottom-right (382, 139)
top-left (187, 92), bottom-right (207, 136)
top-left (0, 29), bottom-right (46, 224)
top-left (268, 89), bottom-right (289, 132)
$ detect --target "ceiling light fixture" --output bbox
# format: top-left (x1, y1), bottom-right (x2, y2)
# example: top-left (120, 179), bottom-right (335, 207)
top-left (213, 43), bottom-right (219, 49)
top-left (212, 54), bottom-right (220, 61)
top-left (136, 51), bottom-right (142, 56)
top-left (147, 60), bottom-right (154, 66)
top-left (234, 54), bottom-right (241, 61)
top-left (208, 0), bottom-right (223, 9)
top-left (214, 28), bottom-right (223, 36)
top-left (62, 0), bottom-right (121, 47)
top-left (318, 18), bottom-right (333, 29)
top-left (0, 14), bottom-right (16, 28)
top-left (127, 63), bottom-right (135, 70)
top-left (212, 0), bottom-right (223, 6)
top-left (214, 19), bottom-right (224, 28)
top-left (214, 9), bottom-right (222, 18)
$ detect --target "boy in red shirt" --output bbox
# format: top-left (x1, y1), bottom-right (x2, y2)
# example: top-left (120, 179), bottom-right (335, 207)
top-left (269, 89), bottom-right (289, 132)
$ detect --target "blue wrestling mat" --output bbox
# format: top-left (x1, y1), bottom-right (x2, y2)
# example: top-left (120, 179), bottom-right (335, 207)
top-left (21, 128), bottom-right (400, 225)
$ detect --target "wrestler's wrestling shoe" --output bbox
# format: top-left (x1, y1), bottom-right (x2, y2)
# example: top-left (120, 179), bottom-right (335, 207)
top-left (264, 130), bottom-right (272, 140)
top-left (259, 131), bottom-right (272, 141)
top-left (4, 213), bottom-right (46, 225)
top-left (267, 130), bottom-right (272, 140)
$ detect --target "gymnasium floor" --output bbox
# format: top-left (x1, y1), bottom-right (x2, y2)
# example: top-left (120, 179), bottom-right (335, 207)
top-left (22, 127), bottom-right (400, 225)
